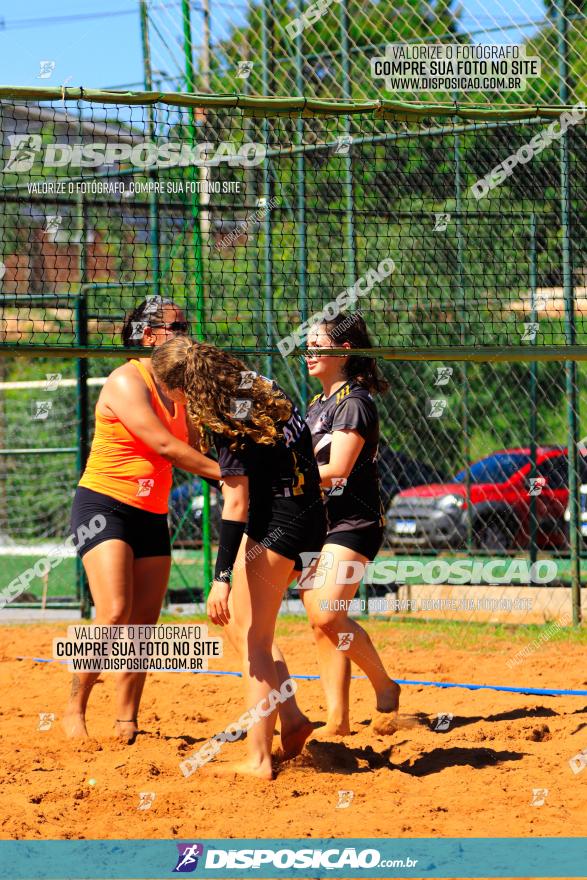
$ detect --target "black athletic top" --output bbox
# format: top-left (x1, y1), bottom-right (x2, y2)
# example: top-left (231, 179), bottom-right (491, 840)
top-left (212, 377), bottom-right (321, 524)
top-left (305, 379), bottom-right (384, 533)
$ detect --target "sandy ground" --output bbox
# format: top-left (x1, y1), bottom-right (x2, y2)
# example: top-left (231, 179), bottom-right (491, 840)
top-left (0, 618), bottom-right (586, 850)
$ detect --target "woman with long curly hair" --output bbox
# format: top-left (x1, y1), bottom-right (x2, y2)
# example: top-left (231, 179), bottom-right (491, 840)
top-left (152, 337), bottom-right (327, 779)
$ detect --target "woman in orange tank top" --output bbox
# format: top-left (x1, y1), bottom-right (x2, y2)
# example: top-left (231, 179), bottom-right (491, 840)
top-left (64, 298), bottom-right (220, 742)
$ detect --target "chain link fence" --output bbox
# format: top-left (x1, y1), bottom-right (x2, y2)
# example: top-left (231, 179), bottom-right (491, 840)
top-left (142, 0), bottom-right (586, 107)
top-left (0, 367), bottom-right (224, 609)
top-left (1, 353), bottom-right (585, 622)
top-left (0, 0), bottom-right (586, 623)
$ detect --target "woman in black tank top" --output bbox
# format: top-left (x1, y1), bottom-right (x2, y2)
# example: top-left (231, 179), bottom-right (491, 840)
top-left (300, 313), bottom-right (401, 736)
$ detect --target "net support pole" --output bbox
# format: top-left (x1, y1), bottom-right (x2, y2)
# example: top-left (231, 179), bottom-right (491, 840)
top-left (528, 214), bottom-right (538, 567)
top-left (182, 0), bottom-right (212, 595)
top-left (556, 0), bottom-right (582, 624)
top-left (140, 0), bottom-right (161, 299)
top-left (261, 0), bottom-right (274, 379)
top-left (0, 100), bottom-right (6, 536)
top-left (241, 41), bottom-right (263, 347)
top-left (452, 98), bottom-right (472, 553)
top-left (338, 0), bottom-right (357, 285)
top-left (338, 0), bottom-right (364, 607)
top-left (294, 0), bottom-right (308, 411)
top-left (76, 194), bottom-right (91, 618)
top-left (198, 0), bottom-right (212, 244)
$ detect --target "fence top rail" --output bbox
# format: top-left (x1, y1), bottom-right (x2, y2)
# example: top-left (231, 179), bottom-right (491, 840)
top-left (3, 344), bottom-right (587, 363)
top-left (0, 86), bottom-right (584, 122)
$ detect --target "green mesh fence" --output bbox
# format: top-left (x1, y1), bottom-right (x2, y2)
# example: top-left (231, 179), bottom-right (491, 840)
top-left (0, 87), bottom-right (585, 622)
top-left (143, 0), bottom-right (587, 108)
top-left (0, 89), bottom-right (585, 361)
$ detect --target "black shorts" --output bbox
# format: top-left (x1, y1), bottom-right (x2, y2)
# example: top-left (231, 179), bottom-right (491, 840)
top-left (324, 524), bottom-right (384, 562)
top-left (246, 495), bottom-right (327, 566)
top-left (71, 487), bottom-right (171, 559)
top-left (292, 524), bottom-right (384, 577)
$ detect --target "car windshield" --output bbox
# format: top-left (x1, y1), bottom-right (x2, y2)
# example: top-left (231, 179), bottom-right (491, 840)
top-left (453, 453), bottom-right (531, 484)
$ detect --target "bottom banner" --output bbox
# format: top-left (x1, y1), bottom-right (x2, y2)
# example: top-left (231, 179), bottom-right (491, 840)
top-left (0, 837), bottom-right (585, 879)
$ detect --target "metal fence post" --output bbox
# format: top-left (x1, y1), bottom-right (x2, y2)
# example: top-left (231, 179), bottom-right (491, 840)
top-left (338, 0), bottom-right (364, 606)
top-left (556, 0), bottom-right (581, 624)
top-left (261, 0), bottom-right (274, 378)
top-left (339, 0), bottom-right (357, 286)
top-left (140, 0), bottom-right (161, 299)
top-left (182, 0), bottom-right (212, 595)
top-left (528, 214), bottom-right (538, 567)
top-left (76, 193), bottom-right (91, 618)
top-left (294, 0), bottom-right (308, 411)
top-left (452, 106), bottom-right (472, 554)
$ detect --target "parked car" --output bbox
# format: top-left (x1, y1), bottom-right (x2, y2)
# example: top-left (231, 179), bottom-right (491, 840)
top-left (378, 445), bottom-right (447, 510)
top-left (168, 478), bottom-right (222, 548)
top-left (387, 446), bottom-right (587, 551)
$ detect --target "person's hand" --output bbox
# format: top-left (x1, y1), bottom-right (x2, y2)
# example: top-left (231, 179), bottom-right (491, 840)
top-left (207, 580), bottom-right (231, 626)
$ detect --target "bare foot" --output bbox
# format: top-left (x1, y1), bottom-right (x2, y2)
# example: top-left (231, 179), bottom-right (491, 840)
top-left (371, 680), bottom-right (402, 735)
top-left (62, 712), bottom-right (89, 739)
top-left (199, 760), bottom-right (274, 781)
top-left (376, 680), bottom-right (401, 714)
top-left (315, 720), bottom-right (351, 737)
top-left (277, 718), bottom-right (314, 760)
top-left (324, 719), bottom-right (351, 736)
top-left (115, 720), bottom-right (139, 744)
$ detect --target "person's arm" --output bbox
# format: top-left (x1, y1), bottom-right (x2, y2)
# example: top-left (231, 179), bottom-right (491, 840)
top-left (220, 475), bottom-right (249, 521)
top-left (207, 440), bottom-right (249, 626)
top-left (102, 369), bottom-right (221, 482)
top-left (317, 395), bottom-right (374, 489)
top-left (318, 429), bottom-right (365, 488)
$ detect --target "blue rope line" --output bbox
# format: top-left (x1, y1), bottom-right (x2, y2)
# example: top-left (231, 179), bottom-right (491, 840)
top-left (393, 678), bottom-right (587, 697)
top-left (16, 657), bottom-right (587, 697)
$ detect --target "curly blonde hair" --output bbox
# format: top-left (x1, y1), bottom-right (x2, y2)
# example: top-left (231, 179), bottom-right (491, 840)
top-left (151, 337), bottom-right (292, 449)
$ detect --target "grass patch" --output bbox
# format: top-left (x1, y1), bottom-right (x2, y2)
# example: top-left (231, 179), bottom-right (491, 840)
top-left (0, 552), bottom-right (206, 600)
top-left (270, 615), bottom-right (587, 647)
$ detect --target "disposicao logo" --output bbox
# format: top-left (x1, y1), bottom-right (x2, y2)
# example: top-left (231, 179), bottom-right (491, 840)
top-left (173, 843), bottom-right (205, 873)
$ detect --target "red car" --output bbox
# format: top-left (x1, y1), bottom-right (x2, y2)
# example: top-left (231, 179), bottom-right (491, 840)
top-left (386, 446), bottom-right (587, 551)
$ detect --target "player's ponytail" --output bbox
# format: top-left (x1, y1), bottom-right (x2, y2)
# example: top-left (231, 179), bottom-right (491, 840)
top-left (321, 312), bottom-right (389, 395)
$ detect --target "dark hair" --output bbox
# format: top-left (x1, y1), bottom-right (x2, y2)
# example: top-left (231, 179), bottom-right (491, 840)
top-left (121, 296), bottom-right (178, 347)
top-left (320, 312), bottom-right (388, 395)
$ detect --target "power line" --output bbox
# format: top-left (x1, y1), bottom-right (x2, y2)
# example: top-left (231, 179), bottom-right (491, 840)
top-left (0, 2), bottom-right (191, 31)
top-left (0, 8), bottom-right (139, 30)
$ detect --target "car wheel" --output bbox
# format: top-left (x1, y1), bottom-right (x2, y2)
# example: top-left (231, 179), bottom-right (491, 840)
top-left (475, 521), bottom-right (510, 552)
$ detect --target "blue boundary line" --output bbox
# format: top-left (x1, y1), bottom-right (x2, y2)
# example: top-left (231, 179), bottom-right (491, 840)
top-left (16, 656), bottom-right (587, 697)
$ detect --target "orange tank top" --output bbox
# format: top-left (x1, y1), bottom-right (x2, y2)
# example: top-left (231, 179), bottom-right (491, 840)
top-left (79, 359), bottom-right (188, 514)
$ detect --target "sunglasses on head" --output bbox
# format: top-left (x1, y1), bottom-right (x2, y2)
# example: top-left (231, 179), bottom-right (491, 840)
top-left (150, 321), bottom-right (189, 334)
